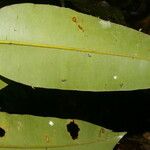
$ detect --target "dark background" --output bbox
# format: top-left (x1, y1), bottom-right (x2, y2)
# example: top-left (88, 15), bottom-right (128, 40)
top-left (0, 0), bottom-right (150, 150)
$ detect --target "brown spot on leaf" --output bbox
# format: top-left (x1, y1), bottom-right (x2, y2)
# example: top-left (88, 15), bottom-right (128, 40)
top-left (44, 135), bottom-right (50, 143)
top-left (100, 128), bottom-right (105, 133)
top-left (78, 25), bottom-right (84, 32)
top-left (72, 16), bottom-right (85, 32)
top-left (99, 127), bottom-right (106, 137)
top-left (72, 16), bottom-right (77, 23)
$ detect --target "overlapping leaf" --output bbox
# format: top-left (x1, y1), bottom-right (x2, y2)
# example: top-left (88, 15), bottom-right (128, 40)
top-left (0, 79), bottom-right (7, 89)
top-left (0, 112), bottom-right (125, 150)
top-left (0, 4), bottom-right (150, 91)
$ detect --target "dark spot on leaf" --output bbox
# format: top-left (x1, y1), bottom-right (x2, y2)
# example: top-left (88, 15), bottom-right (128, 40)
top-left (99, 127), bottom-right (106, 137)
top-left (100, 127), bottom-right (105, 133)
top-left (61, 79), bottom-right (67, 82)
top-left (72, 16), bottom-right (84, 32)
top-left (14, 29), bottom-right (16, 31)
top-left (88, 54), bottom-right (92, 57)
top-left (67, 120), bottom-right (80, 140)
top-left (120, 83), bottom-right (124, 88)
top-left (78, 25), bottom-right (84, 32)
top-left (72, 16), bottom-right (77, 23)
top-left (132, 56), bottom-right (135, 59)
top-left (0, 127), bottom-right (5, 137)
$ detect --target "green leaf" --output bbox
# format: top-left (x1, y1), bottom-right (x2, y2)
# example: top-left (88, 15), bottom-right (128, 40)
top-left (0, 112), bottom-right (125, 149)
top-left (0, 3), bottom-right (150, 91)
top-left (0, 79), bottom-right (7, 89)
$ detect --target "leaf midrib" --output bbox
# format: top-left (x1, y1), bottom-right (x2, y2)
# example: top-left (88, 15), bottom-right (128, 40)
top-left (0, 40), bottom-right (149, 61)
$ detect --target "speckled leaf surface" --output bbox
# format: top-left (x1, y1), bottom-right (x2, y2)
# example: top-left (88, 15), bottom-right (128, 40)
top-left (0, 112), bottom-right (125, 149)
top-left (0, 3), bottom-right (150, 91)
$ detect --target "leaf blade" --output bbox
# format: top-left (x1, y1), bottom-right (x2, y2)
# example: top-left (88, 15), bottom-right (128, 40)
top-left (0, 112), bottom-right (125, 149)
top-left (0, 4), bottom-right (150, 91)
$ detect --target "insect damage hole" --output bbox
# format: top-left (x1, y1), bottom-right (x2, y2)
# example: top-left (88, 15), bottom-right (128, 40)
top-left (0, 127), bottom-right (5, 137)
top-left (67, 120), bottom-right (80, 140)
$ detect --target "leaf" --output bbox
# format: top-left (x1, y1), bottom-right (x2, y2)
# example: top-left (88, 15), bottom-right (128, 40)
top-left (0, 112), bottom-right (125, 149)
top-left (0, 3), bottom-right (150, 91)
top-left (0, 79), bottom-right (7, 89)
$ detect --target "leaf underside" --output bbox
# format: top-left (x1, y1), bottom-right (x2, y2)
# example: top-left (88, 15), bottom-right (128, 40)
top-left (0, 3), bottom-right (150, 91)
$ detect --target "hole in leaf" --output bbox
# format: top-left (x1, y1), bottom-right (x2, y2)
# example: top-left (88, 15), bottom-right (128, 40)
top-left (0, 127), bottom-right (5, 137)
top-left (67, 120), bottom-right (80, 140)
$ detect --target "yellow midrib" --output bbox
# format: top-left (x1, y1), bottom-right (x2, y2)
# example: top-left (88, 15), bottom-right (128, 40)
top-left (0, 40), bottom-right (149, 61)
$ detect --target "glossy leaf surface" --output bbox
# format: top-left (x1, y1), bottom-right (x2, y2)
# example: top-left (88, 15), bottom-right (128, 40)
top-left (0, 112), bottom-right (125, 149)
top-left (0, 4), bottom-right (150, 91)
